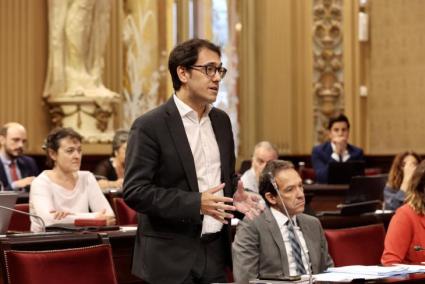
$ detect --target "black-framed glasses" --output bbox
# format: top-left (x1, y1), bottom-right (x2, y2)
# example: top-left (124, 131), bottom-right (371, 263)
top-left (189, 64), bottom-right (227, 79)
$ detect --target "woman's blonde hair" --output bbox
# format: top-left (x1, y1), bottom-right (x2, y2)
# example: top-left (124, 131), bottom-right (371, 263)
top-left (405, 160), bottom-right (425, 214)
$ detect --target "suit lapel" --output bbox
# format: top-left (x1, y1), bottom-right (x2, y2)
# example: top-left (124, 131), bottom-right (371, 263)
top-left (165, 98), bottom-right (199, 192)
top-left (298, 215), bottom-right (315, 273)
top-left (16, 157), bottom-right (26, 177)
top-left (324, 142), bottom-right (333, 157)
top-left (264, 208), bottom-right (290, 275)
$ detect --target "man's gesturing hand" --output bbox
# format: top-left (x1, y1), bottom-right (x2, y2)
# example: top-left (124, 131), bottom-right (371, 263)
top-left (233, 180), bottom-right (265, 220)
top-left (201, 183), bottom-right (236, 224)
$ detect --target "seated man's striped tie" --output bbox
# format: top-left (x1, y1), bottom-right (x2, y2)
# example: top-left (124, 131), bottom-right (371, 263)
top-left (286, 221), bottom-right (306, 275)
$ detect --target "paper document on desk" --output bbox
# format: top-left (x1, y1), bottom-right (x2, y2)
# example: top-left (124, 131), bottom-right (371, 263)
top-left (326, 265), bottom-right (408, 276)
top-left (119, 226), bottom-right (137, 232)
top-left (393, 264), bottom-right (425, 273)
top-left (314, 272), bottom-right (382, 282)
top-left (249, 275), bottom-right (311, 283)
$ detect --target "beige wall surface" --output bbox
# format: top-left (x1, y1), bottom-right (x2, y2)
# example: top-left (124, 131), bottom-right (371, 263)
top-left (0, 0), bottom-right (49, 154)
top-left (238, 0), bottom-right (313, 160)
top-left (367, 0), bottom-right (425, 154)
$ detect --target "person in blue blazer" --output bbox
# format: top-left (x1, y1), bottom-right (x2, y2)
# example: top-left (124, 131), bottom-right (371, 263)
top-left (311, 114), bottom-right (364, 183)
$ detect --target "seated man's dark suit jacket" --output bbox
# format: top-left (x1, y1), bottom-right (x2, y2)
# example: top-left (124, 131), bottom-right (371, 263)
top-left (232, 206), bottom-right (333, 283)
top-left (311, 141), bottom-right (364, 183)
top-left (0, 155), bottom-right (39, 190)
top-left (123, 98), bottom-right (237, 284)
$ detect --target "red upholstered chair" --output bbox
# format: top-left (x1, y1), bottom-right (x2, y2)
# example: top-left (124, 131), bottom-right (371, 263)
top-left (365, 167), bottom-right (383, 176)
top-left (8, 203), bottom-right (30, 232)
top-left (3, 244), bottom-right (118, 284)
top-left (300, 167), bottom-right (316, 182)
top-left (325, 224), bottom-right (385, 266)
top-left (225, 266), bottom-right (234, 283)
top-left (112, 197), bottom-right (137, 225)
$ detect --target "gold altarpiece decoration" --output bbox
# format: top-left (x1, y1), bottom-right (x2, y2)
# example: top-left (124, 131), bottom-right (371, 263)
top-left (312, 0), bottom-right (344, 143)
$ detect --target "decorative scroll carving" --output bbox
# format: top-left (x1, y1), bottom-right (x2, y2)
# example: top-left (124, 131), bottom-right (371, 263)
top-left (313, 0), bottom-right (344, 143)
top-left (45, 97), bottom-right (119, 143)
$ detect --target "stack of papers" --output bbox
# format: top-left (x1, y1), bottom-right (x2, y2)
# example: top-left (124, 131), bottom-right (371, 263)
top-left (314, 265), bottom-right (411, 282)
top-left (393, 264), bottom-right (425, 274)
top-left (327, 265), bottom-right (409, 276)
top-left (249, 275), bottom-right (312, 284)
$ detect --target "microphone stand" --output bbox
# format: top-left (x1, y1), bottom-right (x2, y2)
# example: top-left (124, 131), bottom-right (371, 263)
top-left (0, 205), bottom-right (46, 232)
top-left (269, 174), bottom-right (313, 284)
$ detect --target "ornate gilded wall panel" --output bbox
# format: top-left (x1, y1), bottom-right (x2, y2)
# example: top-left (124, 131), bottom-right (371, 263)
top-left (312, 0), bottom-right (344, 143)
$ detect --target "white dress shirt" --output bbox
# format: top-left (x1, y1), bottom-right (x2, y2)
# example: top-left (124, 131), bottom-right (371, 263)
top-left (331, 142), bottom-right (350, 162)
top-left (240, 168), bottom-right (259, 193)
top-left (174, 95), bottom-right (223, 235)
top-left (270, 207), bottom-right (310, 276)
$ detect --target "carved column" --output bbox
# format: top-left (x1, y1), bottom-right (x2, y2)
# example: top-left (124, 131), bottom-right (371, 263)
top-left (312, 0), bottom-right (344, 143)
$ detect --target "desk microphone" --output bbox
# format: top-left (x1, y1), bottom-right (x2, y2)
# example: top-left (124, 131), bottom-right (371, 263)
top-left (0, 205), bottom-right (46, 232)
top-left (414, 245), bottom-right (425, 252)
top-left (269, 172), bottom-right (313, 284)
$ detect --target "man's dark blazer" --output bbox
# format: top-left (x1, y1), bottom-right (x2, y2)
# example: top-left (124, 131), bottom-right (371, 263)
top-left (123, 97), bottom-right (237, 284)
top-left (0, 155), bottom-right (39, 190)
top-left (311, 141), bottom-right (364, 183)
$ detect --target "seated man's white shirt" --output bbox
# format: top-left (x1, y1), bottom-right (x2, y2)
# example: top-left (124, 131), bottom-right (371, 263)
top-left (331, 142), bottom-right (350, 162)
top-left (270, 207), bottom-right (310, 276)
top-left (241, 168), bottom-right (259, 193)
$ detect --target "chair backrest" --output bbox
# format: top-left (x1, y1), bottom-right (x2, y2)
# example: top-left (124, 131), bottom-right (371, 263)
top-left (8, 203), bottom-right (30, 232)
top-left (112, 197), bottom-right (137, 225)
top-left (300, 167), bottom-right (316, 182)
top-left (4, 244), bottom-right (118, 284)
top-left (365, 167), bottom-right (383, 176)
top-left (325, 224), bottom-right (385, 266)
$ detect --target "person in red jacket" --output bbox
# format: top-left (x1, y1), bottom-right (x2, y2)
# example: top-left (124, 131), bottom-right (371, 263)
top-left (382, 159), bottom-right (425, 265)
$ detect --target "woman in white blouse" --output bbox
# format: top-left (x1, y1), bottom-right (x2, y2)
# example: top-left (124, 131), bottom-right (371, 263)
top-left (30, 127), bottom-right (115, 232)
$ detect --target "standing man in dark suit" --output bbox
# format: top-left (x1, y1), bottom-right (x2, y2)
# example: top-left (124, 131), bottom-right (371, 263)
top-left (0, 122), bottom-right (40, 191)
top-left (123, 38), bottom-right (262, 284)
top-left (311, 114), bottom-right (364, 183)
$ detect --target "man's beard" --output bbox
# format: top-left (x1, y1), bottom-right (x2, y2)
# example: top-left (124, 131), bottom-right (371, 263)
top-left (6, 147), bottom-right (23, 158)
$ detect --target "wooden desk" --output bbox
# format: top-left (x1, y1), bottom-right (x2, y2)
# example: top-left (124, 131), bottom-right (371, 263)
top-left (304, 184), bottom-right (349, 212)
top-left (0, 230), bottom-right (142, 284)
top-left (318, 212), bottom-right (394, 230)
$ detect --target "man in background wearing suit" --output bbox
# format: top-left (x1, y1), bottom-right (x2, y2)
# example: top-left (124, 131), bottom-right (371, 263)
top-left (311, 114), bottom-right (364, 183)
top-left (0, 122), bottom-right (39, 191)
top-left (241, 141), bottom-right (278, 193)
top-left (123, 38), bottom-right (262, 284)
top-left (232, 160), bottom-right (333, 283)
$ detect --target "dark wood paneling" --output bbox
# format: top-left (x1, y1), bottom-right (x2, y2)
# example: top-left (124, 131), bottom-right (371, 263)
top-left (32, 154), bottom-right (109, 173)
